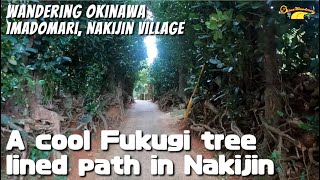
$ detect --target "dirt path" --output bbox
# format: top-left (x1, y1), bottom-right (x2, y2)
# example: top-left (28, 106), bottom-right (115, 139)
top-left (69, 100), bottom-right (216, 180)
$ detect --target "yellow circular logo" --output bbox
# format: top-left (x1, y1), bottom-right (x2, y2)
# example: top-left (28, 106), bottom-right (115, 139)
top-left (280, 5), bottom-right (288, 14)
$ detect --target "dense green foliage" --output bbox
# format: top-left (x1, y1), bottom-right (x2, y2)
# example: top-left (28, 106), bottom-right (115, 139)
top-left (1, 1), bottom-right (146, 112)
top-left (134, 68), bottom-right (150, 97)
top-left (150, 1), bottom-right (319, 97)
top-left (1, 2), bottom-right (147, 165)
top-left (150, 1), bottom-right (319, 178)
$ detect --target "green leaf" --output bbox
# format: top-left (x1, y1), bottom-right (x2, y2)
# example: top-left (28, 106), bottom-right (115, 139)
top-left (209, 13), bottom-right (218, 21)
top-left (236, 2), bottom-right (250, 8)
top-left (21, 51), bottom-right (31, 56)
top-left (213, 31), bottom-right (222, 40)
top-left (184, 87), bottom-right (194, 93)
top-left (194, 40), bottom-right (202, 46)
top-left (233, 21), bottom-right (239, 26)
top-left (3, 35), bottom-right (17, 44)
top-left (193, 24), bottom-right (202, 31)
top-left (300, 171), bottom-right (305, 180)
top-left (209, 58), bottom-right (221, 64)
top-left (2, 66), bottom-right (8, 72)
top-left (189, 13), bottom-right (198, 19)
top-left (25, 47), bottom-right (38, 54)
top-left (192, 96), bottom-right (201, 105)
top-left (62, 56), bottom-right (72, 62)
top-left (216, 10), bottom-right (222, 17)
top-left (26, 65), bottom-right (36, 70)
top-left (198, 35), bottom-right (210, 39)
top-left (22, 37), bottom-right (29, 45)
top-left (236, 15), bottom-right (247, 22)
top-left (276, 111), bottom-right (284, 117)
top-left (60, 38), bottom-right (66, 45)
top-left (220, 14), bottom-right (228, 21)
top-left (8, 57), bottom-right (17, 65)
top-left (251, 3), bottom-right (264, 9)
top-left (206, 21), bottom-right (218, 30)
top-left (37, 80), bottom-right (46, 85)
top-left (34, 40), bottom-right (41, 45)
top-left (217, 63), bottom-right (224, 68)
top-left (217, 31), bottom-right (223, 39)
top-left (55, 69), bottom-right (62, 75)
top-left (56, 57), bottom-right (62, 62)
top-left (226, 9), bottom-right (233, 18)
top-left (223, 67), bottom-right (233, 72)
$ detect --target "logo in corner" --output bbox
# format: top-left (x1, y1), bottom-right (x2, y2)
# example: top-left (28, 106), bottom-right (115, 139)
top-left (280, 5), bottom-right (315, 20)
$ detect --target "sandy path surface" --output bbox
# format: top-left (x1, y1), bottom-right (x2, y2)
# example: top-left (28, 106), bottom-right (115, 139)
top-left (70, 100), bottom-right (216, 180)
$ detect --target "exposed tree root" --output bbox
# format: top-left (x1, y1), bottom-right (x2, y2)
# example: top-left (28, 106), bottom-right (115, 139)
top-left (189, 118), bottom-right (218, 134)
top-left (185, 93), bottom-right (319, 179)
top-left (1, 114), bottom-right (35, 143)
top-left (97, 112), bottom-right (108, 130)
top-left (158, 90), bottom-right (184, 112)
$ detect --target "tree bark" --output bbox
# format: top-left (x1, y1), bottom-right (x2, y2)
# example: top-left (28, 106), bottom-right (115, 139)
top-left (178, 68), bottom-right (187, 102)
top-left (23, 36), bottom-right (62, 160)
top-left (258, 25), bottom-right (284, 177)
top-left (263, 25), bottom-right (282, 126)
top-left (243, 18), bottom-right (257, 93)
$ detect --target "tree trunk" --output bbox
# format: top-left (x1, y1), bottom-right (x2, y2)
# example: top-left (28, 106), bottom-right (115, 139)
top-left (23, 37), bottom-right (62, 160)
top-left (243, 19), bottom-right (257, 93)
top-left (178, 68), bottom-right (187, 102)
top-left (263, 25), bottom-right (281, 126)
top-left (257, 23), bottom-right (286, 180)
top-left (116, 83), bottom-right (124, 119)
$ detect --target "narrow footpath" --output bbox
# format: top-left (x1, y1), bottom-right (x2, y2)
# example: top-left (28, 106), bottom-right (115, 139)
top-left (69, 100), bottom-right (216, 180)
